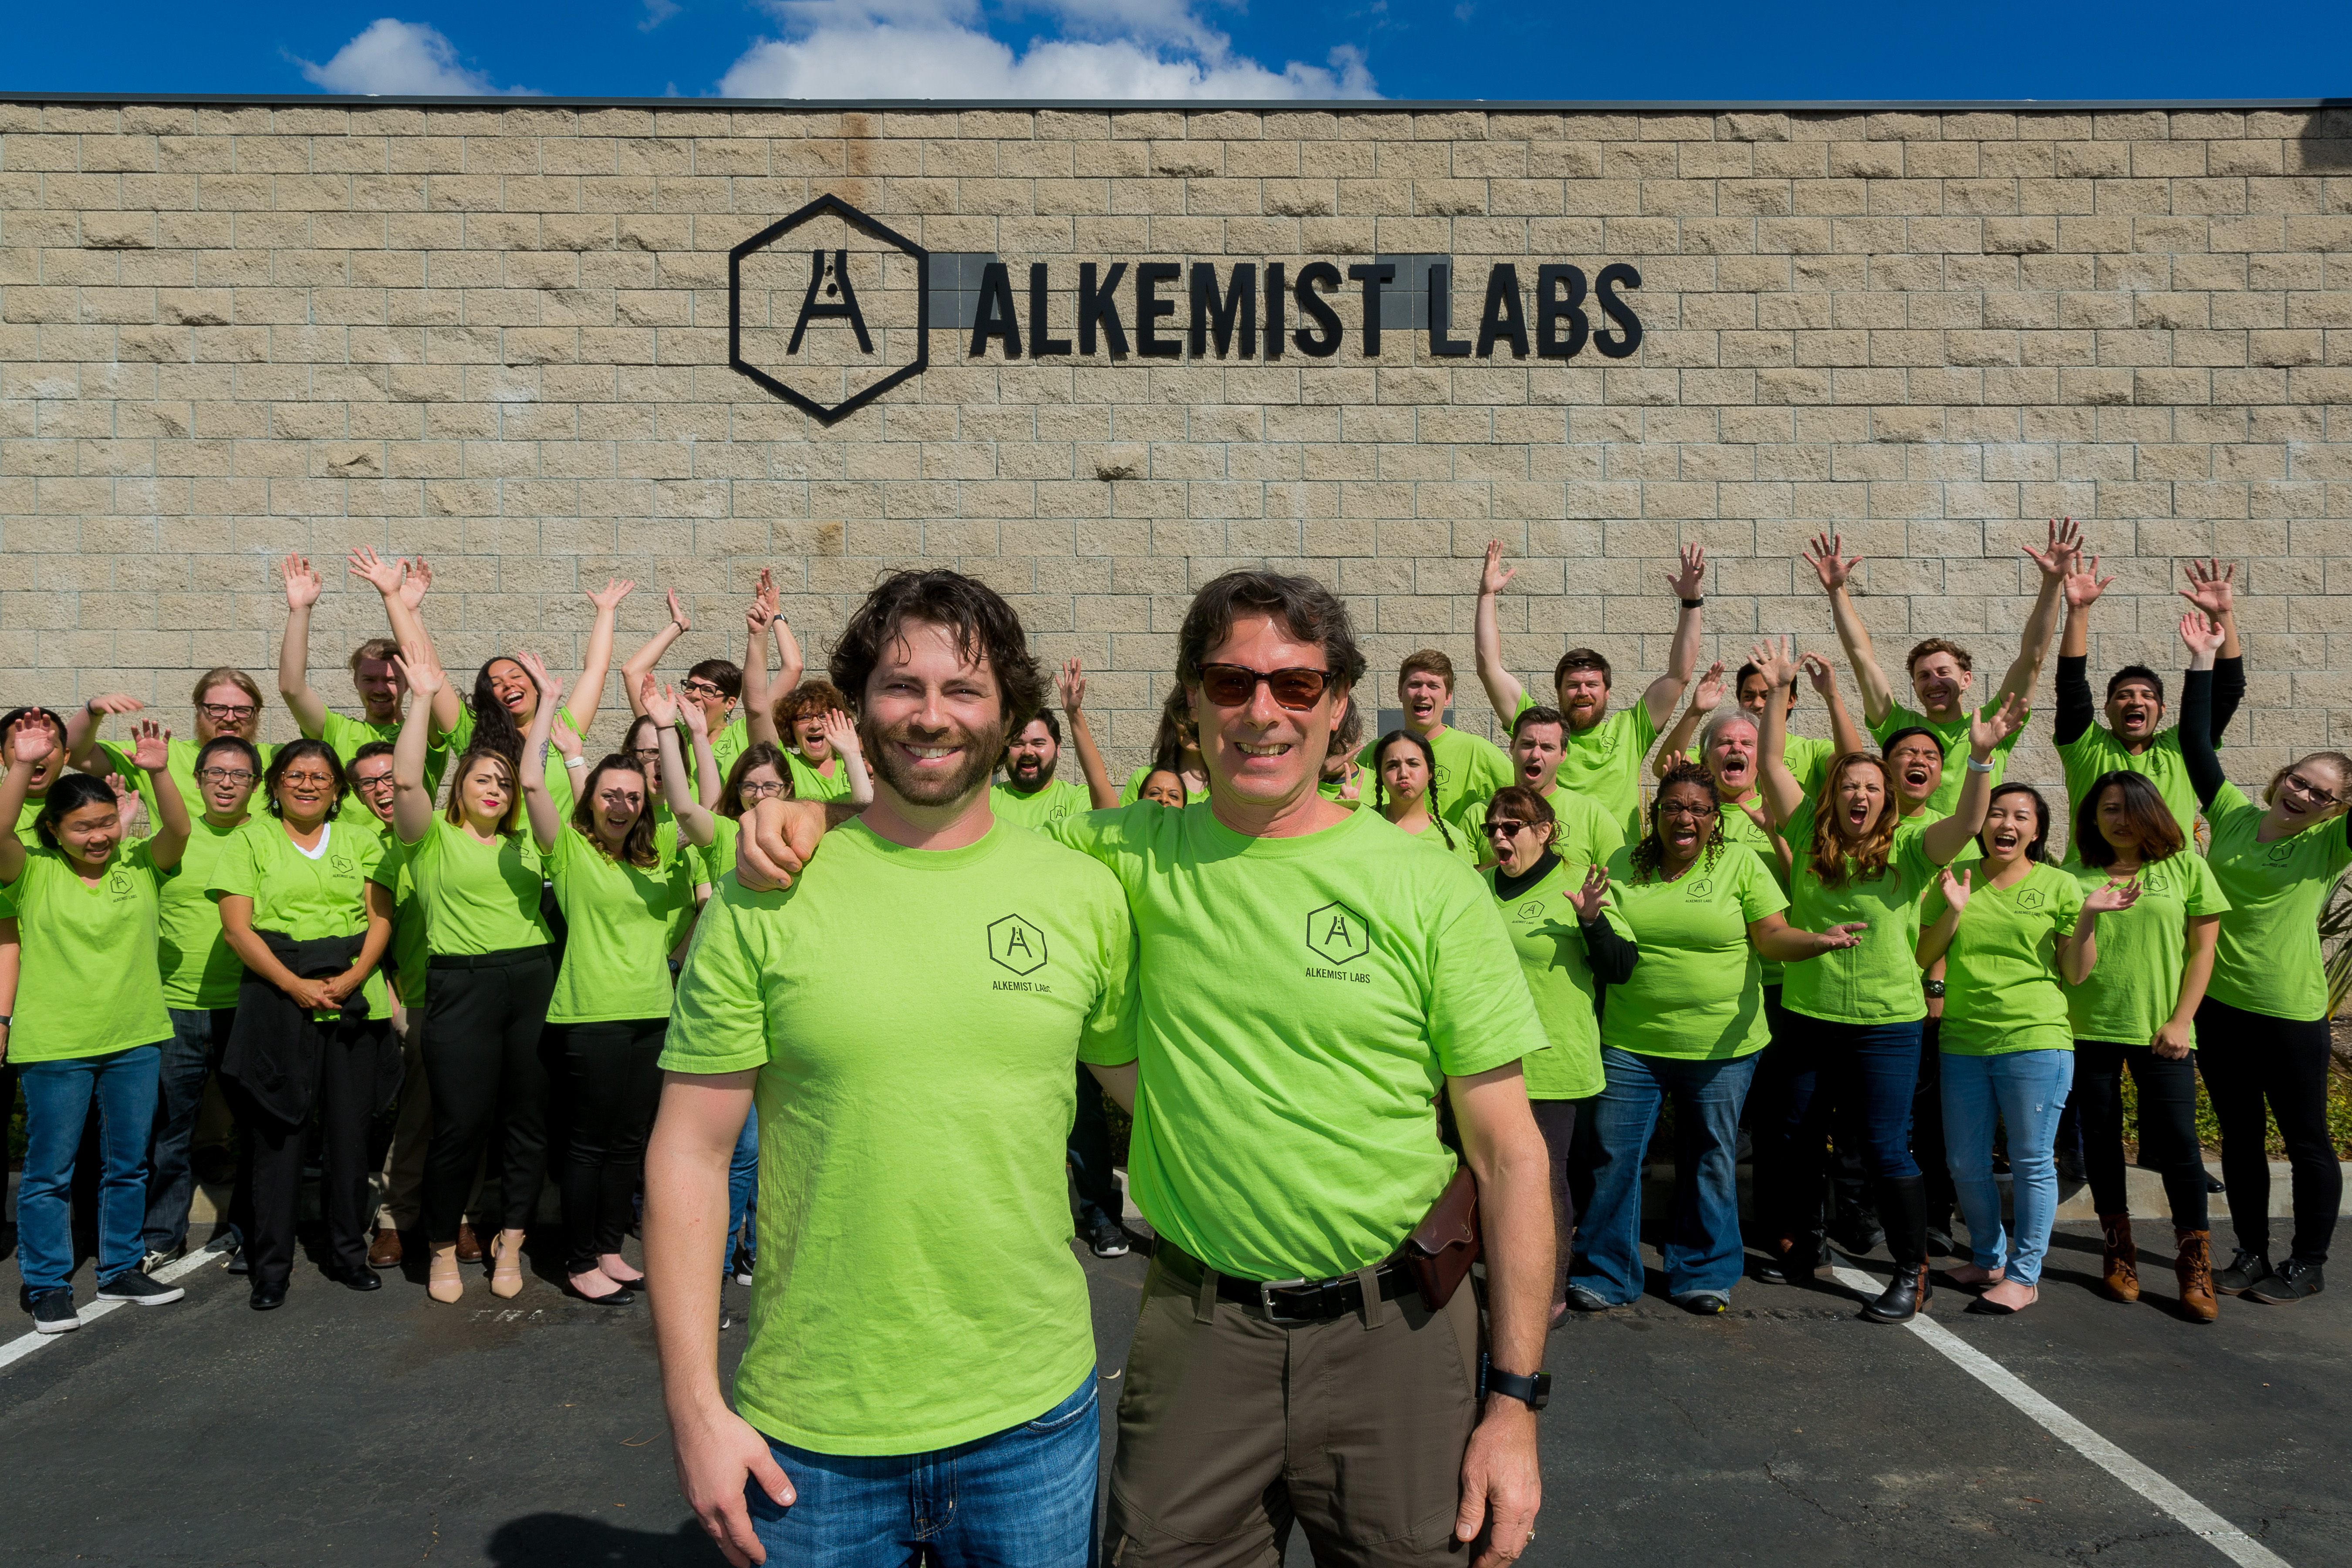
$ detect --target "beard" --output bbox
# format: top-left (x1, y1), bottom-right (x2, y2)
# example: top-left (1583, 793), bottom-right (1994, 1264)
top-left (868, 714), bottom-right (1006, 808)
top-left (1007, 752), bottom-right (1056, 788)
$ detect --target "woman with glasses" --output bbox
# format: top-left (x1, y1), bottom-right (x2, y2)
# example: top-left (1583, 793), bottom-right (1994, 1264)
top-left (1569, 759), bottom-right (1865, 1316)
top-left (1748, 640), bottom-right (2015, 1322)
top-left (0, 715), bottom-right (191, 1335)
top-left (520, 661), bottom-right (700, 1305)
top-left (1371, 730), bottom-right (1479, 864)
top-left (211, 740), bottom-right (396, 1309)
top-left (1482, 783), bottom-right (1632, 1323)
top-left (620, 695), bottom-right (723, 825)
top-left (752, 679), bottom-right (864, 804)
top-left (2177, 611), bottom-right (2352, 1305)
top-left (391, 642), bottom-right (558, 1304)
top-left (1919, 783), bottom-right (2135, 1316)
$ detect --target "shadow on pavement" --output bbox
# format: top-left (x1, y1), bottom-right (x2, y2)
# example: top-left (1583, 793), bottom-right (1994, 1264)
top-left (486, 1512), bottom-right (711, 1566)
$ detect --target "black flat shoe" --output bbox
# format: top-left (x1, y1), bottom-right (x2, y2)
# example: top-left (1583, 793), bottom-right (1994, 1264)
top-left (565, 1281), bottom-right (636, 1307)
top-left (249, 1284), bottom-right (287, 1311)
top-left (331, 1268), bottom-right (382, 1293)
top-left (1964, 1296), bottom-right (2017, 1315)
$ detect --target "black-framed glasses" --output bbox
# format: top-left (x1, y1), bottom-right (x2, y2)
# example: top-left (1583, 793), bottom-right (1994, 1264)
top-left (1484, 819), bottom-right (1530, 838)
top-left (1196, 664), bottom-right (1331, 712)
top-left (196, 767), bottom-right (256, 786)
top-left (1659, 801), bottom-right (1719, 820)
top-left (2281, 772), bottom-right (2342, 802)
top-left (279, 771), bottom-right (336, 788)
top-left (199, 701), bottom-right (259, 721)
top-left (351, 773), bottom-right (396, 793)
top-left (680, 679), bottom-right (727, 699)
top-left (738, 780), bottom-right (787, 800)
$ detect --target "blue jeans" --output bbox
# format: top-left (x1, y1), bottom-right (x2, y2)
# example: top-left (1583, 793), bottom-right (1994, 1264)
top-left (1572, 1045), bottom-right (1759, 1304)
top-left (747, 1372), bottom-right (1100, 1567)
top-left (1942, 1048), bottom-right (2075, 1286)
top-left (18, 1045), bottom-right (164, 1294)
top-left (144, 1007), bottom-right (233, 1256)
top-left (1751, 1017), bottom-right (1922, 1248)
top-left (726, 1108), bottom-right (758, 1271)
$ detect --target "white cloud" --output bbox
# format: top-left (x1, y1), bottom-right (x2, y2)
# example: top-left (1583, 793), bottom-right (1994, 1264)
top-left (719, 0), bottom-right (1378, 99)
top-left (294, 18), bottom-right (534, 96)
top-left (641, 0), bottom-right (683, 30)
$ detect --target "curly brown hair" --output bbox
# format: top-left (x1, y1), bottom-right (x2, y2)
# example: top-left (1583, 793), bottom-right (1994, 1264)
top-left (1807, 750), bottom-right (1899, 888)
top-left (1631, 759), bottom-right (1724, 882)
top-left (772, 679), bottom-right (852, 732)
top-left (828, 570), bottom-right (1045, 738)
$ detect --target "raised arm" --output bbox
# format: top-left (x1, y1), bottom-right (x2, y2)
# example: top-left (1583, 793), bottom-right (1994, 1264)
top-left (622, 588), bottom-right (694, 721)
top-left (1805, 531), bottom-right (1895, 726)
top-left (1922, 693), bottom-right (2022, 866)
top-left (1916, 867), bottom-right (1969, 970)
top-left (818, 711), bottom-right (874, 808)
top-left (389, 642), bottom-right (446, 845)
top-left (2178, 559), bottom-right (2246, 736)
top-left (1642, 544), bottom-right (1707, 729)
top-left (1473, 541), bottom-right (1528, 721)
top-left (1805, 652), bottom-right (1867, 759)
top-left (351, 549), bottom-right (462, 737)
top-left (2053, 554), bottom-right (2112, 747)
top-left (63, 693), bottom-right (145, 773)
top-left (277, 554), bottom-right (331, 738)
top-left (1752, 638), bottom-right (1808, 827)
top-left (772, 610), bottom-right (806, 699)
top-left (128, 719), bottom-right (190, 871)
top-left (2176, 612), bottom-right (2227, 811)
top-left (738, 573), bottom-right (778, 742)
top-left (1994, 517), bottom-right (2082, 714)
top-left (2063, 875), bottom-right (2142, 985)
top-left (0, 716), bottom-right (62, 885)
top-left (676, 690), bottom-right (724, 811)
top-left (515, 652), bottom-right (566, 853)
top-left (1652, 662), bottom-right (1723, 781)
top-left (567, 577), bottom-right (638, 739)
top-left (1058, 659), bottom-right (1119, 808)
top-left (645, 676), bottom-right (717, 850)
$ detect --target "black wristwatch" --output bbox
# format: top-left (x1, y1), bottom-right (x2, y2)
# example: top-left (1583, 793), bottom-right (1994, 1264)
top-left (1923, 979), bottom-right (1946, 999)
top-left (1481, 1357), bottom-right (1551, 1412)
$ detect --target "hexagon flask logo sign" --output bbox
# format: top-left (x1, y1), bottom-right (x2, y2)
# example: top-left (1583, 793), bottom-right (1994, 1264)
top-left (987, 914), bottom-right (1050, 977)
top-left (1304, 902), bottom-right (1372, 966)
top-left (730, 194), bottom-right (929, 425)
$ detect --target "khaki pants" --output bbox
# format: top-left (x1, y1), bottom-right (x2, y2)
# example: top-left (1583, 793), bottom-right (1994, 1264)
top-left (1105, 1244), bottom-right (1483, 1568)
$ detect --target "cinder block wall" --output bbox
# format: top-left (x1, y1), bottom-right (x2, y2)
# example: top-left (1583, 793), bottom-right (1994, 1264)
top-left (2, 100), bottom-right (2346, 847)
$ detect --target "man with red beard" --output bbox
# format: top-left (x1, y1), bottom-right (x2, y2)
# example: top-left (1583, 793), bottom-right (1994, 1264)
top-left (1474, 538), bottom-right (1707, 845)
top-left (646, 570), bottom-right (1137, 1568)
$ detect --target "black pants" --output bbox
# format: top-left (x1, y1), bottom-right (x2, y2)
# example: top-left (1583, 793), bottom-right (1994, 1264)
top-left (2197, 997), bottom-right (2340, 1266)
top-left (419, 948), bottom-right (557, 1244)
top-left (222, 1020), bottom-right (389, 1291)
top-left (1068, 1068), bottom-right (1119, 1231)
top-left (2074, 1038), bottom-right (2207, 1229)
top-left (1911, 1018), bottom-right (1957, 1230)
top-left (1531, 1096), bottom-right (1587, 1310)
top-left (547, 1018), bottom-right (666, 1274)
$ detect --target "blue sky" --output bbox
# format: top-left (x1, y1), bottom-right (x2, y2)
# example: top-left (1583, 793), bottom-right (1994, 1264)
top-left (7, 0), bottom-right (2349, 101)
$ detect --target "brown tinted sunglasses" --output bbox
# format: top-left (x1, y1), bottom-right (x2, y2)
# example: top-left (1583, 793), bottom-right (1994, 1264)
top-left (1196, 664), bottom-right (1332, 712)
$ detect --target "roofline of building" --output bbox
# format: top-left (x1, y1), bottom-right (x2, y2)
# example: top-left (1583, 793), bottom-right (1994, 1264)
top-left (1, 92), bottom-right (2347, 114)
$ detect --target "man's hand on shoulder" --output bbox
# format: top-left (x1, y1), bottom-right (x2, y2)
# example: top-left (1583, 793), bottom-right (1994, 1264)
top-left (734, 798), bottom-right (830, 892)
top-left (670, 1398), bottom-right (792, 1567)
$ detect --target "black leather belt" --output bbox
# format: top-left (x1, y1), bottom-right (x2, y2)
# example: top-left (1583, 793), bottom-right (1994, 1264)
top-left (1157, 1240), bottom-right (1417, 1324)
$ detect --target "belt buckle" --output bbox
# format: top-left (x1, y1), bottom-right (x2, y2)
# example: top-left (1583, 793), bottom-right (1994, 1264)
top-left (1256, 1277), bottom-right (1314, 1324)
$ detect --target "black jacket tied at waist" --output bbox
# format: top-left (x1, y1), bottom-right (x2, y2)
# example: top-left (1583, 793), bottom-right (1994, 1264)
top-left (221, 930), bottom-right (401, 1127)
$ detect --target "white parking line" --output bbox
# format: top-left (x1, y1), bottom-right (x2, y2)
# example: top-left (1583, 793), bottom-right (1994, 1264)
top-left (0, 1247), bottom-right (229, 1373)
top-left (1828, 1265), bottom-right (2291, 1568)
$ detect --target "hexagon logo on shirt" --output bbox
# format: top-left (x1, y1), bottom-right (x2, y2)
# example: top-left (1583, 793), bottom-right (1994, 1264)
top-left (987, 914), bottom-right (1050, 976)
top-left (2017, 888), bottom-right (2045, 910)
top-left (1305, 901), bottom-right (1373, 966)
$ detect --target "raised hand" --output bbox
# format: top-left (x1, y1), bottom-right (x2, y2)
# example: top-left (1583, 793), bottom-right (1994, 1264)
top-left (1566, 864), bottom-right (1610, 922)
top-left (1799, 652), bottom-right (1838, 699)
top-left (2063, 554), bottom-right (2114, 612)
top-left (2022, 517), bottom-right (2084, 581)
top-left (754, 567), bottom-right (778, 616)
top-left (818, 708), bottom-right (861, 763)
top-left (10, 714), bottom-right (58, 767)
top-left (550, 711), bottom-right (583, 762)
top-left (392, 639), bottom-right (446, 699)
top-left (2178, 558), bottom-right (2236, 621)
top-left (1747, 634), bottom-right (1800, 692)
top-left (397, 556), bottom-right (433, 612)
top-left (347, 545), bottom-right (405, 597)
top-left (1689, 661), bottom-right (1726, 713)
top-left (1938, 865), bottom-right (1972, 913)
top-left (1056, 656), bottom-right (1086, 714)
top-left (84, 693), bottom-right (146, 719)
top-left (1969, 690), bottom-right (2025, 754)
top-left (2083, 875), bottom-right (2142, 916)
top-left (514, 651), bottom-right (562, 703)
top-left (1804, 531), bottom-right (1859, 592)
top-left (129, 718), bottom-right (171, 773)
top-left (2178, 610), bottom-right (2225, 660)
top-left (281, 554), bottom-right (322, 610)
top-left (1479, 540), bottom-right (1517, 597)
top-left (1665, 542), bottom-right (1707, 602)
top-left (745, 594), bottom-right (774, 637)
top-left (588, 578), bottom-right (638, 613)
top-left (640, 674), bottom-right (679, 730)
top-left (678, 689), bottom-right (711, 738)
top-left (666, 586), bottom-right (691, 631)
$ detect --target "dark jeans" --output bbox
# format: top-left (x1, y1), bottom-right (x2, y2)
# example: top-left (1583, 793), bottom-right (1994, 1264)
top-left (2197, 997), bottom-right (2340, 1266)
top-left (1751, 1014), bottom-right (1924, 1252)
top-left (1531, 1097), bottom-right (1587, 1311)
top-left (419, 948), bottom-right (557, 1244)
top-left (1912, 1020), bottom-right (1957, 1230)
top-left (222, 1019), bottom-right (388, 1291)
top-left (2074, 1038), bottom-right (2207, 1229)
top-left (1068, 1068), bottom-right (1119, 1232)
top-left (547, 1018), bottom-right (666, 1274)
top-left (144, 1006), bottom-right (235, 1257)
top-left (1575, 1046), bottom-right (1758, 1303)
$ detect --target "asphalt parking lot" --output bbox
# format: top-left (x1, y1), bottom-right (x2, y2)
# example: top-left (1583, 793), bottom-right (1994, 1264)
top-left (1, 1217), bottom-right (2343, 1568)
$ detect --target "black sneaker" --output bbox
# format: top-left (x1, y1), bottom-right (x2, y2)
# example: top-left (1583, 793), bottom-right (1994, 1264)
top-left (97, 1270), bottom-right (186, 1307)
top-left (2213, 1249), bottom-right (2273, 1297)
top-left (2243, 1258), bottom-right (2323, 1305)
top-left (31, 1288), bottom-right (80, 1335)
top-left (1674, 1291), bottom-right (1730, 1315)
top-left (1563, 1285), bottom-right (1614, 1313)
top-left (1085, 1219), bottom-right (1131, 1258)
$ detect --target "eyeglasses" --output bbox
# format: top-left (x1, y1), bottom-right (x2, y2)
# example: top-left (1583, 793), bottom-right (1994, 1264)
top-left (351, 774), bottom-right (396, 792)
top-left (1484, 819), bottom-right (1530, 838)
top-left (199, 702), bottom-right (259, 722)
top-left (738, 780), bottom-right (786, 800)
top-left (1659, 801), bottom-right (1719, 820)
top-left (2281, 772), bottom-right (2343, 802)
top-left (627, 747), bottom-right (663, 762)
top-left (1196, 664), bottom-right (1332, 712)
top-left (196, 767), bottom-right (256, 786)
top-left (680, 679), bottom-right (727, 699)
top-left (279, 772), bottom-right (336, 788)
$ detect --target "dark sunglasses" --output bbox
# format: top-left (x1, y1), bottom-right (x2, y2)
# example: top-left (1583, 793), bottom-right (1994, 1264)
top-left (1196, 664), bottom-right (1331, 712)
top-left (1483, 819), bottom-right (1530, 837)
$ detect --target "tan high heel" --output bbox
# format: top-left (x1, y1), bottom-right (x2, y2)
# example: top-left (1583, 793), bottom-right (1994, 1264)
top-left (490, 1229), bottom-right (526, 1299)
top-left (428, 1243), bottom-right (465, 1304)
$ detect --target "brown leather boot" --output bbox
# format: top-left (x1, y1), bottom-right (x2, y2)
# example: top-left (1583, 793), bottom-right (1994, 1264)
top-left (2099, 1213), bottom-right (2139, 1302)
top-left (2174, 1229), bottom-right (2218, 1323)
top-left (455, 1222), bottom-right (483, 1264)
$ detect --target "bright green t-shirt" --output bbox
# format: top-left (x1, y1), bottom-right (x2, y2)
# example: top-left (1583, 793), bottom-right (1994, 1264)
top-left (2201, 782), bottom-right (2352, 1021)
top-left (102, 737), bottom-right (278, 841)
top-left (1490, 857), bottom-right (1605, 1100)
top-left (1423, 726), bottom-right (1515, 829)
top-left (319, 709), bottom-right (446, 826)
top-left (365, 827), bottom-right (432, 1010)
top-left (786, 748), bottom-right (855, 804)
top-left (1868, 701), bottom-right (2024, 818)
top-left (1404, 814), bottom-right (1483, 868)
top-left (208, 817), bottom-right (391, 1019)
top-left (546, 823), bottom-right (697, 1024)
top-left (1780, 799), bottom-right (1948, 1027)
top-left (4, 841), bottom-right (172, 1063)
top-left (1513, 692), bottom-right (1660, 845)
top-left (1930, 862), bottom-right (2083, 1055)
top-left (662, 820), bottom-right (1136, 1456)
top-left (2065, 853), bottom-right (2228, 1046)
top-left (681, 714), bottom-right (749, 801)
top-left (440, 703), bottom-right (579, 823)
top-left (1716, 793), bottom-right (1791, 986)
top-left (695, 814), bottom-right (743, 888)
top-left (2058, 725), bottom-right (2199, 861)
top-left (397, 817), bottom-right (551, 958)
top-left (990, 777), bottom-right (1093, 832)
top-left (157, 814), bottom-right (252, 1010)
top-left (1044, 800), bottom-right (1547, 1283)
top-left (1599, 841), bottom-right (1788, 1060)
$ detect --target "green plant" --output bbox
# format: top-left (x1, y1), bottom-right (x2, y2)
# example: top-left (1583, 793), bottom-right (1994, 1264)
top-left (2325, 870), bottom-right (2352, 1021)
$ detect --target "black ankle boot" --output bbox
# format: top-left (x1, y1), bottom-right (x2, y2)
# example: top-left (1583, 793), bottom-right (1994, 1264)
top-left (1862, 1175), bottom-right (1932, 1324)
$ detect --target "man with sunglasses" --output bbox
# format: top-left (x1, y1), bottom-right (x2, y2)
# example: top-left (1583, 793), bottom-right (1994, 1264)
top-left (276, 553), bottom-right (458, 826)
top-left (1474, 537), bottom-right (1710, 845)
top-left (733, 571), bottom-right (1555, 1568)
